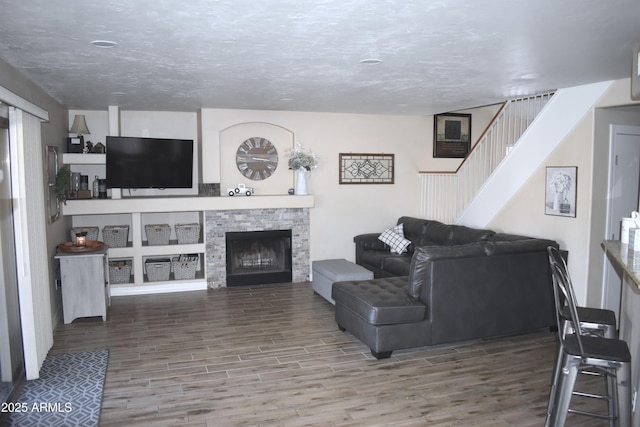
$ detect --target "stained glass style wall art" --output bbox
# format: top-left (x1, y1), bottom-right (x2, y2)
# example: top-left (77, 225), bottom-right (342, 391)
top-left (339, 153), bottom-right (394, 184)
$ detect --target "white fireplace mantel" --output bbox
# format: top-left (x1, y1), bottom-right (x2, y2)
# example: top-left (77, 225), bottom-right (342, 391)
top-left (62, 195), bottom-right (314, 216)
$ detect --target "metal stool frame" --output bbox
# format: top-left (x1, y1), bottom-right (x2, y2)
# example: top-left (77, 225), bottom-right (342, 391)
top-left (546, 252), bottom-right (631, 427)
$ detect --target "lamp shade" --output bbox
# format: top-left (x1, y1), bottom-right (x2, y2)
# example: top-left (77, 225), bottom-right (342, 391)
top-left (69, 115), bottom-right (90, 135)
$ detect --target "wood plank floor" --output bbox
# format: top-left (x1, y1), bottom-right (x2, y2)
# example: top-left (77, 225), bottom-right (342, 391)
top-left (50, 282), bottom-right (610, 426)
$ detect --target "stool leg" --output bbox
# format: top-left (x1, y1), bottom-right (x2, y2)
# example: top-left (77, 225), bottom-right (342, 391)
top-left (616, 362), bottom-right (632, 427)
top-left (605, 370), bottom-right (618, 427)
top-left (603, 324), bottom-right (617, 339)
top-left (545, 341), bottom-right (564, 427)
top-left (549, 354), bottom-right (580, 427)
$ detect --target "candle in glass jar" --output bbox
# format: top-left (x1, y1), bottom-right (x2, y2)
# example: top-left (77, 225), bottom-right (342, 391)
top-left (75, 232), bottom-right (87, 247)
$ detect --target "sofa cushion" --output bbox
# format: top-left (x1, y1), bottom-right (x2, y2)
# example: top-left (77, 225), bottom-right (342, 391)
top-left (382, 256), bottom-right (412, 276)
top-left (488, 232), bottom-right (532, 242)
top-left (448, 225), bottom-right (495, 245)
top-left (483, 239), bottom-right (558, 256)
top-left (396, 216), bottom-right (428, 251)
top-left (422, 220), bottom-right (453, 245)
top-left (378, 224), bottom-right (411, 254)
top-left (406, 243), bottom-right (487, 298)
top-left (332, 277), bottom-right (427, 325)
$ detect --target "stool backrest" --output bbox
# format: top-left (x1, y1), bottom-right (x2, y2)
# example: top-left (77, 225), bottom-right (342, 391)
top-left (547, 246), bottom-right (586, 356)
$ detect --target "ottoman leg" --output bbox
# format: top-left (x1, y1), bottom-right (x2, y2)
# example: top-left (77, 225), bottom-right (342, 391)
top-left (337, 324), bottom-right (346, 332)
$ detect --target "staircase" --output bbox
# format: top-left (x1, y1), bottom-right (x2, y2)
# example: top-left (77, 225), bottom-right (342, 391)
top-left (419, 81), bottom-right (614, 227)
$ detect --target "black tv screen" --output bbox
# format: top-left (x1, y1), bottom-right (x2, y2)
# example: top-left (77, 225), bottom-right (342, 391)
top-left (106, 136), bottom-right (194, 189)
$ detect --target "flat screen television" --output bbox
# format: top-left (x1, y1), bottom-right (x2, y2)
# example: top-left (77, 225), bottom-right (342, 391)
top-left (106, 136), bottom-right (194, 189)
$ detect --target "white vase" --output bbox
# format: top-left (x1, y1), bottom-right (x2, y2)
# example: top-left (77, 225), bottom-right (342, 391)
top-left (553, 192), bottom-right (563, 211)
top-left (295, 168), bottom-right (308, 195)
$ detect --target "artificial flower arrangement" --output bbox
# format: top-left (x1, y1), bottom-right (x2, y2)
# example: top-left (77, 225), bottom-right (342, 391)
top-left (287, 142), bottom-right (319, 171)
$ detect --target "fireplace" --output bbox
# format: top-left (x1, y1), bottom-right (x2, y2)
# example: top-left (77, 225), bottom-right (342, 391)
top-left (226, 230), bottom-right (292, 286)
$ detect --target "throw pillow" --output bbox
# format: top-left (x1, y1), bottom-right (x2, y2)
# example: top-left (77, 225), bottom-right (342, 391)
top-left (378, 224), bottom-right (411, 254)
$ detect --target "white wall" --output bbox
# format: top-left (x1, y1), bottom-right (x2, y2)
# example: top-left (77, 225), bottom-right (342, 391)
top-left (201, 109), bottom-right (430, 262)
top-left (488, 79), bottom-right (640, 305)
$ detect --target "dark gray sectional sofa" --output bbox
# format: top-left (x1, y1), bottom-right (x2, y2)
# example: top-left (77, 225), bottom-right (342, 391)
top-left (333, 216), bottom-right (559, 359)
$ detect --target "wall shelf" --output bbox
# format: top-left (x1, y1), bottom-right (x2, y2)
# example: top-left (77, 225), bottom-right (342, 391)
top-left (62, 195), bottom-right (314, 215)
top-left (62, 153), bottom-right (106, 165)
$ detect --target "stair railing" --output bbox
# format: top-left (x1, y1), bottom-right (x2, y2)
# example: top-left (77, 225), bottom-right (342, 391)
top-left (419, 93), bottom-right (554, 223)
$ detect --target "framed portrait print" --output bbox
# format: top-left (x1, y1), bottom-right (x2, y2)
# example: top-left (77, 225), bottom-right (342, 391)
top-left (433, 113), bottom-right (472, 158)
top-left (545, 166), bottom-right (577, 217)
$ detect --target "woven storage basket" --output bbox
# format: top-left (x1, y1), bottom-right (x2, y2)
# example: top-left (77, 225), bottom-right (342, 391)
top-left (70, 226), bottom-right (99, 242)
top-left (145, 258), bottom-right (171, 281)
top-left (109, 259), bottom-right (132, 284)
top-left (175, 223), bottom-right (201, 244)
top-left (102, 225), bottom-right (129, 248)
top-left (172, 254), bottom-right (199, 280)
top-left (145, 224), bottom-right (171, 246)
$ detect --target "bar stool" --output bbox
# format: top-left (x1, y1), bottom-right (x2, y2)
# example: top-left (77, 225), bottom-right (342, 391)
top-left (546, 256), bottom-right (631, 427)
top-left (545, 247), bottom-right (619, 426)
top-left (548, 247), bottom-right (617, 339)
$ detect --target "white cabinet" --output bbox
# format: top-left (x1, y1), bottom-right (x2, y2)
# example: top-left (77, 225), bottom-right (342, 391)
top-left (55, 247), bottom-right (109, 324)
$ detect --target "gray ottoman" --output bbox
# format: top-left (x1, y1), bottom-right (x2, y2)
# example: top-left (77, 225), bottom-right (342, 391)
top-left (312, 259), bottom-right (374, 304)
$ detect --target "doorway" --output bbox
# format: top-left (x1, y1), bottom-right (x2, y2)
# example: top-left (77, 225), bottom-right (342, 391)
top-left (603, 124), bottom-right (640, 320)
top-left (0, 103), bottom-right (24, 404)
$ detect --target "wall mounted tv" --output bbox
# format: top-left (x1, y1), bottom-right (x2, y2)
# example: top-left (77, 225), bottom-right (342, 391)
top-left (106, 136), bottom-right (194, 189)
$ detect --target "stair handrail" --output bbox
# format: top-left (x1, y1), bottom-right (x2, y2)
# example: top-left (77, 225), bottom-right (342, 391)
top-left (419, 93), bottom-right (554, 223)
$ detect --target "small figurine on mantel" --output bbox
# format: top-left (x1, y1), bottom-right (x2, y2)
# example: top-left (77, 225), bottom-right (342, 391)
top-left (84, 140), bottom-right (93, 154)
top-left (93, 142), bottom-right (106, 154)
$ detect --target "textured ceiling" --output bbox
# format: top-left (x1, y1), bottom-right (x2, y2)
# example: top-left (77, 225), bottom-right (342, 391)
top-left (1, 0), bottom-right (639, 115)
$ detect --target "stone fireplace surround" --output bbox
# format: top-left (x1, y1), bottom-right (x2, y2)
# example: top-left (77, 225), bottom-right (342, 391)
top-left (205, 208), bottom-right (310, 288)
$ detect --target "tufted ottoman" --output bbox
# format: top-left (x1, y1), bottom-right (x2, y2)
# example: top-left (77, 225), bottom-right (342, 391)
top-left (312, 259), bottom-right (374, 305)
top-left (332, 276), bottom-right (430, 359)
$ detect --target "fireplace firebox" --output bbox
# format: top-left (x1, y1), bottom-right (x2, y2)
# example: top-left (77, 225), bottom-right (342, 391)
top-left (225, 230), bottom-right (292, 286)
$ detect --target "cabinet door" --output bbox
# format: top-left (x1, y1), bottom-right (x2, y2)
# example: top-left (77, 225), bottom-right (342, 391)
top-left (60, 255), bottom-right (107, 324)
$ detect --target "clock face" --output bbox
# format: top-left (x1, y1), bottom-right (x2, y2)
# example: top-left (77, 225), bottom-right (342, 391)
top-left (236, 137), bottom-right (278, 181)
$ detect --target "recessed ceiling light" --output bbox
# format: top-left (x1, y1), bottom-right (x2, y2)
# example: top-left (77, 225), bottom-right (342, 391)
top-left (111, 92), bottom-right (127, 97)
top-left (360, 58), bottom-right (382, 64)
top-left (90, 40), bottom-right (118, 48)
top-left (280, 98), bottom-right (294, 102)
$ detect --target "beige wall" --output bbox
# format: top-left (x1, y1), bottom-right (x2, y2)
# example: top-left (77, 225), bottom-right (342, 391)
top-left (200, 105), bottom-right (498, 262)
top-left (489, 79), bottom-right (640, 305)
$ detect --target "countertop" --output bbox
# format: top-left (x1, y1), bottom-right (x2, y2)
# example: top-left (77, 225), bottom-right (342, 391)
top-left (601, 240), bottom-right (640, 291)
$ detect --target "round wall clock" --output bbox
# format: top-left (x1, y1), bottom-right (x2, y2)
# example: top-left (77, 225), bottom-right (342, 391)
top-left (235, 137), bottom-right (279, 181)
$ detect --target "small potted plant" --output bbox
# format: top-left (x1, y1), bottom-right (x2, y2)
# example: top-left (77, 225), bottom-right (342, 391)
top-left (55, 165), bottom-right (71, 204)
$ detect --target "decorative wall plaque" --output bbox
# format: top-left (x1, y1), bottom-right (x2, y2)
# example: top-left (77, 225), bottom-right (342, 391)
top-left (339, 153), bottom-right (394, 184)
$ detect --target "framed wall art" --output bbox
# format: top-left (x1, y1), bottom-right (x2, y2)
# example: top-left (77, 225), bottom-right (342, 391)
top-left (433, 113), bottom-right (472, 158)
top-left (339, 153), bottom-right (394, 184)
top-left (545, 166), bottom-right (577, 217)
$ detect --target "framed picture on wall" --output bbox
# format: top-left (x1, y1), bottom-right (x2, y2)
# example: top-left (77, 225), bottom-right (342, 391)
top-left (545, 166), bottom-right (577, 217)
top-left (433, 113), bottom-right (472, 158)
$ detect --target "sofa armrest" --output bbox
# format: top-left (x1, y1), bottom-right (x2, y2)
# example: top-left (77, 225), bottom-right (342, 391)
top-left (354, 233), bottom-right (388, 251)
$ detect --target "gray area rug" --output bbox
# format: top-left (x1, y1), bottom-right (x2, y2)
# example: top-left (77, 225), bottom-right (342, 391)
top-left (7, 349), bottom-right (109, 427)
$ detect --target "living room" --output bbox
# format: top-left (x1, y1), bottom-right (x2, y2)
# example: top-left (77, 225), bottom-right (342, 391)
top-left (2, 1), bottom-right (640, 424)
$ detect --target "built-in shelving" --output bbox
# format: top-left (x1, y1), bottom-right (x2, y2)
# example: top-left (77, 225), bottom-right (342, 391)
top-left (62, 151), bottom-right (315, 296)
top-left (61, 195), bottom-right (314, 296)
